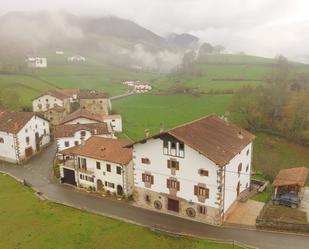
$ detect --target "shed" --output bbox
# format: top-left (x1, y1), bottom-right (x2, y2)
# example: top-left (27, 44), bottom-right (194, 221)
top-left (272, 167), bottom-right (309, 198)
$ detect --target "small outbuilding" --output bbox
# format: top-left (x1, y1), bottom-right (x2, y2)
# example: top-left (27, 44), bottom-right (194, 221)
top-left (273, 167), bottom-right (309, 198)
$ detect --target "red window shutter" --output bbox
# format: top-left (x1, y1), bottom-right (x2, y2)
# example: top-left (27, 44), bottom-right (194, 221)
top-left (142, 173), bottom-right (145, 182)
top-left (176, 181), bottom-right (180, 191)
top-left (206, 188), bottom-right (209, 198)
top-left (151, 175), bottom-right (154, 184)
top-left (176, 161), bottom-right (179, 170)
top-left (166, 179), bottom-right (170, 188)
top-left (167, 160), bottom-right (171, 168)
top-left (194, 185), bottom-right (199, 195)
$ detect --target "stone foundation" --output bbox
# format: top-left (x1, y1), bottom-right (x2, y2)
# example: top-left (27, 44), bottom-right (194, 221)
top-left (133, 186), bottom-right (222, 226)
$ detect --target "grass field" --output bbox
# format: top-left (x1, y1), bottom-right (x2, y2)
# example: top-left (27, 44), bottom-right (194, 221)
top-left (112, 94), bottom-right (232, 139)
top-left (0, 174), bottom-right (245, 249)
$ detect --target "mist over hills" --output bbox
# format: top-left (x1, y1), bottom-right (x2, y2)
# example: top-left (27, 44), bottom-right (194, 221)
top-left (0, 11), bottom-right (203, 72)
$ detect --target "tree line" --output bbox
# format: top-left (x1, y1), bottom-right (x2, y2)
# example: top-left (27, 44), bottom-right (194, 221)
top-left (229, 55), bottom-right (309, 146)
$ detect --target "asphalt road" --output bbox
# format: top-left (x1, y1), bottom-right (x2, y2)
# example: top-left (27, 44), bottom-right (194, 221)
top-left (1, 143), bottom-right (309, 249)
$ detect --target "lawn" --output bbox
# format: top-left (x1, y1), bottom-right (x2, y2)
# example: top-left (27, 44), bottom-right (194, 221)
top-left (0, 173), bottom-right (245, 249)
top-left (252, 133), bottom-right (309, 181)
top-left (112, 94), bottom-right (232, 140)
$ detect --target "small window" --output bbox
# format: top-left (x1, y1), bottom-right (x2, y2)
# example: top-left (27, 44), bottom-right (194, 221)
top-left (179, 143), bottom-right (184, 151)
top-left (167, 159), bottom-right (179, 170)
top-left (145, 194), bottom-right (151, 203)
top-left (246, 149), bottom-right (250, 155)
top-left (96, 162), bottom-right (101, 170)
top-left (35, 124), bottom-right (38, 129)
top-left (74, 141), bottom-right (79, 146)
top-left (26, 136), bottom-right (30, 144)
top-left (44, 129), bottom-right (46, 136)
top-left (163, 140), bottom-right (168, 148)
top-left (195, 186), bottom-right (209, 198)
top-left (0, 137), bottom-right (4, 143)
top-left (199, 169), bottom-right (209, 176)
top-left (80, 131), bottom-right (86, 137)
top-left (198, 205), bottom-right (207, 215)
top-left (105, 181), bottom-right (115, 188)
top-left (106, 164), bottom-right (111, 172)
top-left (25, 129), bottom-right (28, 133)
top-left (116, 166), bottom-right (122, 175)
top-left (141, 158), bottom-right (150, 164)
top-left (65, 141), bottom-right (70, 147)
top-left (166, 179), bottom-right (180, 190)
top-left (142, 173), bottom-right (154, 184)
top-left (171, 142), bottom-right (176, 149)
top-left (238, 163), bottom-right (242, 175)
top-left (246, 164), bottom-right (249, 172)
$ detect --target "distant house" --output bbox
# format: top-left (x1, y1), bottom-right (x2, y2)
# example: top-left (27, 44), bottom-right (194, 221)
top-left (56, 51), bottom-right (64, 55)
top-left (32, 89), bottom-right (80, 113)
top-left (54, 123), bottom-right (114, 151)
top-left (58, 137), bottom-right (133, 196)
top-left (0, 110), bottom-right (50, 164)
top-left (26, 57), bottom-right (47, 68)
top-left (134, 84), bottom-right (152, 93)
top-left (67, 55), bottom-right (86, 62)
top-left (128, 115), bottom-right (255, 225)
top-left (60, 109), bottom-right (122, 134)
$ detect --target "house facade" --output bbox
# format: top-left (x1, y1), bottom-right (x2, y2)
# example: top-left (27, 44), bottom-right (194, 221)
top-left (58, 137), bottom-right (133, 196)
top-left (129, 115), bottom-right (255, 225)
top-left (26, 57), bottom-right (47, 68)
top-left (103, 115), bottom-right (122, 133)
top-left (78, 91), bottom-right (111, 115)
top-left (0, 111), bottom-right (50, 164)
top-left (54, 123), bottom-right (114, 151)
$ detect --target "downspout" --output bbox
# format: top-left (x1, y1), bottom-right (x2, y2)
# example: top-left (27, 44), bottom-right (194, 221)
top-left (222, 166), bottom-right (226, 222)
top-left (122, 165), bottom-right (125, 196)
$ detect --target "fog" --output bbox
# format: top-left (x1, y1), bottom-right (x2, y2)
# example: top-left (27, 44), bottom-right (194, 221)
top-left (1, 0), bottom-right (309, 62)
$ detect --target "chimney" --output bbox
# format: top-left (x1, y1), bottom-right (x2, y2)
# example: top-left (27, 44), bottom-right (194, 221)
top-left (144, 128), bottom-right (150, 138)
top-left (160, 123), bottom-right (164, 133)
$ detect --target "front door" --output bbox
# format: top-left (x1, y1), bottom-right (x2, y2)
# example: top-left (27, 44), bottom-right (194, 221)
top-left (167, 198), bottom-right (179, 212)
top-left (35, 132), bottom-right (40, 152)
top-left (117, 185), bottom-right (123, 196)
top-left (97, 180), bottom-right (104, 191)
top-left (25, 147), bottom-right (33, 158)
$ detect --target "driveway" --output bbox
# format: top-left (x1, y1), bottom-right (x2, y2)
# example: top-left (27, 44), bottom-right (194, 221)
top-left (1, 144), bottom-right (309, 249)
top-left (225, 200), bottom-right (265, 226)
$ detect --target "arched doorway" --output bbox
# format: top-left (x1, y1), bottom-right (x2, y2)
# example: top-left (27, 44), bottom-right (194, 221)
top-left (97, 179), bottom-right (104, 191)
top-left (117, 185), bottom-right (123, 196)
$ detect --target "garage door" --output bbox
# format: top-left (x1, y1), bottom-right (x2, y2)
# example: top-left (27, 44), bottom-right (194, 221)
top-left (25, 147), bottom-right (33, 158)
top-left (62, 168), bottom-right (76, 186)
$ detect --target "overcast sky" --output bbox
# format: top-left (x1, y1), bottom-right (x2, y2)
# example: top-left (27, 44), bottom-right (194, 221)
top-left (1, 0), bottom-right (309, 62)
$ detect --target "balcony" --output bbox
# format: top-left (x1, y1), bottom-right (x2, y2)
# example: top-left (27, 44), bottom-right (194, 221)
top-left (61, 159), bottom-right (94, 175)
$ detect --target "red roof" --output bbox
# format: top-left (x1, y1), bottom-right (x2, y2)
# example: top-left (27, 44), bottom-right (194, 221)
top-left (60, 109), bottom-right (105, 124)
top-left (54, 123), bottom-right (110, 138)
top-left (0, 110), bottom-right (36, 134)
top-left (59, 137), bottom-right (132, 165)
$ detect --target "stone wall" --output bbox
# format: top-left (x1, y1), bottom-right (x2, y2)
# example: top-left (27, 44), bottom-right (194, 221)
top-left (79, 98), bottom-right (109, 115)
top-left (134, 186), bottom-right (222, 225)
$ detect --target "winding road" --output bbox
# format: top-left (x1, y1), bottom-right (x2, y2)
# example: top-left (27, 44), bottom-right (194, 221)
top-left (0, 143), bottom-right (308, 249)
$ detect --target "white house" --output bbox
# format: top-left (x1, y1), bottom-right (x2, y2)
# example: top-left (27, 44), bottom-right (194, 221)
top-left (54, 123), bottom-right (114, 151)
top-left (0, 110), bottom-right (50, 164)
top-left (58, 137), bottom-right (133, 196)
top-left (67, 55), bottom-right (86, 62)
top-left (102, 115), bottom-right (122, 133)
top-left (129, 115), bottom-right (255, 225)
top-left (60, 109), bottom-right (122, 133)
top-left (32, 89), bottom-right (79, 113)
top-left (26, 57), bottom-right (47, 68)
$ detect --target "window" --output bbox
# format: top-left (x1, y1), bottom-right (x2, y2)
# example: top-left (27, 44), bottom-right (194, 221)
top-left (105, 181), bottom-right (115, 188)
top-left (96, 162), bottom-right (101, 170)
top-left (171, 142), bottom-right (176, 150)
top-left (80, 158), bottom-right (87, 170)
top-left (25, 136), bottom-right (30, 144)
top-left (246, 164), bottom-right (249, 172)
top-left (65, 141), bottom-right (70, 147)
top-left (194, 186), bottom-right (209, 198)
top-left (38, 104), bottom-right (42, 109)
top-left (79, 174), bottom-right (94, 182)
top-left (106, 164), bottom-right (111, 172)
top-left (44, 129), bottom-right (46, 136)
top-left (80, 131), bottom-right (86, 137)
top-left (199, 169), bottom-right (209, 176)
top-left (35, 124), bottom-right (38, 129)
top-left (198, 205), bottom-right (207, 215)
top-left (25, 129), bottom-right (28, 133)
top-left (0, 137), bottom-right (4, 143)
top-left (166, 179), bottom-right (180, 190)
top-left (45, 99), bottom-right (49, 102)
top-left (163, 140), bottom-right (168, 149)
top-left (167, 159), bottom-right (179, 170)
top-left (141, 158), bottom-right (151, 164)
top-left (179, 143), bottom-right (184, 151)
top-left (74, 141), bottom-right (79, 146)
top-left (246, 149), bottom-right (250, 155)
top-left (145, 194), bottom-right (151, 203)
top-left (142, 173), bottom-right (154, 184)
top-left (116, 166), bottom-right (122, 175)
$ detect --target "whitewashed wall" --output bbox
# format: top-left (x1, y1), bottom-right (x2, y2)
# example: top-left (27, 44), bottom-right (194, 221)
top-left (104, 117), bottom-right (122, 132)
top-left (32, 95), bottom-right (64, 112)
top-left (0, 132), bottom-right (16, 162)
top-left (63, 118), bottom-right (99, 125)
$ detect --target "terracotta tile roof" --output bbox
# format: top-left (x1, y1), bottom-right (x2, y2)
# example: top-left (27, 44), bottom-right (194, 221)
top-left (103, 114), bottom-right (122, 120)
top-left (60, 109), bottom-right (105, 124)
top-left (59, 137), bottom-right (132, 165)
top-left (34, 89), bottom-right (80, 100)
top-left (273, 167), bottom-right (309, 187)
top-left (130, 115), bottom-right (255, 167)
top-left (78, 91), bottom-right (109, 99)
top-left (0, 110), bottom-right (35, 134)
top-left (47, 105), bottom-right (66, 113)
top-left (54, 123), bottom-right (110, 138)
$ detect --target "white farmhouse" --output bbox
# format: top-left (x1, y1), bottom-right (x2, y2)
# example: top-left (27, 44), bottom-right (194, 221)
top-left (129, 115), bottom-right (255, 225)
top-left (0, 110), bottom-right (50, 164)
top-left (60, 109), bottom-right (122, 133)
top-left (67, 55), bottom-right (86, 62)
top-left (32, 89), bottom-right (79, 113)
top-left (58, 137), bottom-right (133, 196)
top-left (54, 123), bottom-right (114, 151)
top-left (26, 57), bottom-right (47, 68)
